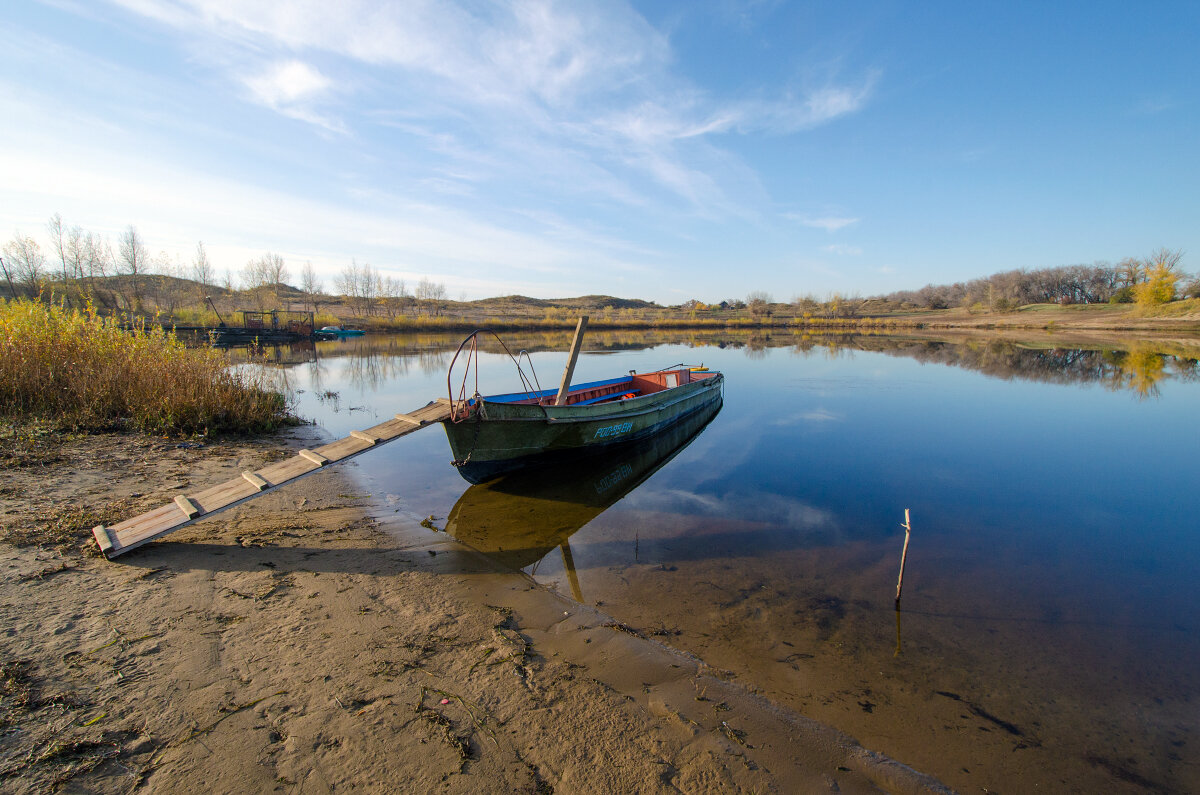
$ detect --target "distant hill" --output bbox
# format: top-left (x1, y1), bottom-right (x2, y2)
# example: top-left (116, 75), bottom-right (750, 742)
top-left (472, 294), bottom-right (659, 310)
top-left (4, 273), bottom-right (663, 316)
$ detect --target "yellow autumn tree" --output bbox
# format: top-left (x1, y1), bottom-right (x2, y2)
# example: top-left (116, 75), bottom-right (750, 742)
top-left (1134, 264), bottom-right (1178, 306)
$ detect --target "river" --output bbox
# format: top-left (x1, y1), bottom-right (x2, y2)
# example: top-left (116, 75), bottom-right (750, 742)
top-left (235, 330), bottom-right (1199, 793)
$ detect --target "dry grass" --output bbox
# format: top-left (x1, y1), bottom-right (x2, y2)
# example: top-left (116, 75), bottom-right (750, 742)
top-left (0, 298), bottom-right (293, 436)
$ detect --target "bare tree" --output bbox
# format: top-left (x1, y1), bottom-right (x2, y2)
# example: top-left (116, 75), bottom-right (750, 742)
top-left (300, 261), bottom-right (324, 315)
top-left (1117, 257), bottom-right (1143, 287)
top-left (1181, 272), bottom-right (1200, 299)
top-left (47, 213), bottom-right (71, 284)
top-left (261, 252), bottom-right (288, 287)
top-left (44, 214), bottom-right (91, 305)
top-left (335, 260), bottom-right (363, 316)
top-left (334, 261), bottom-right (383, 317)
top-left (414, 277), bottom-right (432, 301)
top-left (381, 275), bottom-right (409, 319)
top-left (152, 257), bottom-right (186, 317)
top-left (791, 293), bottom-right (820, 314)
top-left (0, 256), bottom-right (16, 297)
top-left (1144, 247), bottom-right (1183, 273)
top-left (83, 233), bottom-right (110, 279)
top-left (191, 242), bottom-right (215, 290)
top-left (3, 233), bottom-right (47, 294)
top-left (746, 290), bottom-right (773, 318)
top-left (241, 255), bottom-right (273, 311)
top-left (118, 225), bottom-right (149, 311)
top-left (415, 277), bottom-right (447, 315)
top-left (82, 233), bottom-right (114, 307)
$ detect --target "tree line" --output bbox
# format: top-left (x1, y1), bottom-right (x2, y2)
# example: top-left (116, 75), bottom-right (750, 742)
top-left (881, 248), bottom-right (1196, 310)
top-left (3, 214), bottom-right (1193, 320)
top-left (0, 214), bottom-right (448, 319)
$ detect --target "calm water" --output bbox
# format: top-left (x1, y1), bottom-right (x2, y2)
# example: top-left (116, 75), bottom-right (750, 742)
top-left (249, 332), bottom-right (1199, 793)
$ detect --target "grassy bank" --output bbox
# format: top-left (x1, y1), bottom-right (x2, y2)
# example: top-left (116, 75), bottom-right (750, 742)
top-left (0, 298), bottom-right (293, 436)
top-left (307, 296), bottom-right (1200, 335)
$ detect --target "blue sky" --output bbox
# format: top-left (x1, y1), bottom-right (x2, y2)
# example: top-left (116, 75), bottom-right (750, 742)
top-left (2, 1), bottom-right (1196, 304)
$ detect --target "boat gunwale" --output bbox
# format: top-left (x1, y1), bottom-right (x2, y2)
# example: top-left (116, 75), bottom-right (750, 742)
top-left (473, 372), bottom-right (723, 425)
top-left (476, 368), bottom-right (720, 407)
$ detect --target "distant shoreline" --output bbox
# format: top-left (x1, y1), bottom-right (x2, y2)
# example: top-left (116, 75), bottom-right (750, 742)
top-left (297, 302), bottom-right (1200, 335)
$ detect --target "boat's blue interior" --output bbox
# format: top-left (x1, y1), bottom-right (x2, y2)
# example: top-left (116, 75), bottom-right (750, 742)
top-left (474, 368), bottom-right (718, 407)
top-left (482, 375), bottom-right (630, 405)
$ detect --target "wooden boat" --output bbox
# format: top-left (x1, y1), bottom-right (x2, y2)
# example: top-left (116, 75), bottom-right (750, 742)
top-left (443, 366), bottom-right (723, 483)
top-left (317, 325), bottom-right (366, 338)
top-left (445, 395), bottom-right (721, 574)
top-left (443, 321), bottom-right (723, 483)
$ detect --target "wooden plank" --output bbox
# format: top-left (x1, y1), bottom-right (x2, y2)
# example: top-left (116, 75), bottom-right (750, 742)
top-left (174, 495), bottom-right (200, 519)
top-left (242, 471), bottom-right (269, 491)
top-left (92, 400), bottom-right (451, 559)
top-left (298, 449), bottom-right (329, 466)
top-left (92, 525), bottom-right (114, 554)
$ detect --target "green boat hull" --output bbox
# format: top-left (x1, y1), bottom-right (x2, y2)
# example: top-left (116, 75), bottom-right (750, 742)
top-left (442, 372), bottom-right (724, 483)
top-left (444, 396), bottom-right (722, 569)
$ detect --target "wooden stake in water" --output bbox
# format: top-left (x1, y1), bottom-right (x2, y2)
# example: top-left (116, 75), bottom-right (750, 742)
top-left (895, 508), bottom-right (912, 608)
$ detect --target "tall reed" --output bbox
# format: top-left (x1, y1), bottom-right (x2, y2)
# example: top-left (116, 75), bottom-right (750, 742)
top-left (0, 298), bottom-right (292, 436)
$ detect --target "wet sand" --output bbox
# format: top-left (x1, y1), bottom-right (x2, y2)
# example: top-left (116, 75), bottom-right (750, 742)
top-left (0, 426), bottom-right (949, 794)
top-left (535, 519), bottom-right (1199, 794)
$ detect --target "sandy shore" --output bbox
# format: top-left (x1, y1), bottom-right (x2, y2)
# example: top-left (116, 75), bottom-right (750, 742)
top-left (0, 425), bottom-right (952, 793)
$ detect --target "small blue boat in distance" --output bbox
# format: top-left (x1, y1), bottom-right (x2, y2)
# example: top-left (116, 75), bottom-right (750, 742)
top-left (317, 326), bottom-right (366, 338)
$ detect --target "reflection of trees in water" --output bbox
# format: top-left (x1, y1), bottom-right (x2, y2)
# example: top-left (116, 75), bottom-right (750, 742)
top-left (327, 347), bottom-right (448, 392)
top-left (1174, 356), bottom-right (1200, 382)
top-left (855, 337), bottom-right (1193, 397)
top-left (237, 331), bottom-right (1197, 399)
top-left (340, 350), bottom-right (412, 392)
top-left (417, 350), bottom-right (450, 376)
top-left (1104, 345), bottom-right (1166, 398)
top-left (744, 335), bottom-right (769, 360)
top-left (305, 358), bottom-right (325, 395)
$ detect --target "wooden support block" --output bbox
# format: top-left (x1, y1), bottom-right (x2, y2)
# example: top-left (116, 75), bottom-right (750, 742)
top-left (350, 430), bottom-right (379, 445)
top-left (242, 471), bottom-right (269, 491)
top-left (174, 495), bottom-right (200, 519)
top-left (92, 525), bottom-right (114, 555)
top-left (299, 449), bottom-right (329, 466)
top-left (394, 412), bottom-right (421, 426)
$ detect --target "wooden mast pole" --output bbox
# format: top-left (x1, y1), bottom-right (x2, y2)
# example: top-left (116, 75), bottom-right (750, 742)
top-left (554, 316), bottom-right (589, 406)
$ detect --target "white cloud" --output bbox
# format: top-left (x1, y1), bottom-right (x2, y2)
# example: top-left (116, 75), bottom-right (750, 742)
top-left (791, 215), bottom-right (860, 232)
top-left (1133, 94), bottom-right (1177, 115)
top-left (628, 486), bottom-right (836, 532)
top-left (739, 73), bottom-right (878, 134)
top-left (822, 243), bottom-right (862, 255)
top-left (769, 407), bottom-right (843, 425)
top-left (0, 138), bottom-right (656, 295)
top-left (106, 0), bottom-right (877, 214)
top-left (241, 59), bottom-right (345, 133)
top-left (245, 60), bottom-right (330, 106)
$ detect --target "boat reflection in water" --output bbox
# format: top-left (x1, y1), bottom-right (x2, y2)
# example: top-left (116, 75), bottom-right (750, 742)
top-left (445, 397), bottom-right (722, 602)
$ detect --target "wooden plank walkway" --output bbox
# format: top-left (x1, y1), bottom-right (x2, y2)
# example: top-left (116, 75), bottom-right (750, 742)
top-left (92, 399), bottom-right (454, 559)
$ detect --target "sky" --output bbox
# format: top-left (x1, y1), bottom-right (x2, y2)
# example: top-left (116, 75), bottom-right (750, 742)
top-left (1, 1), bottom-right (1197, 304)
